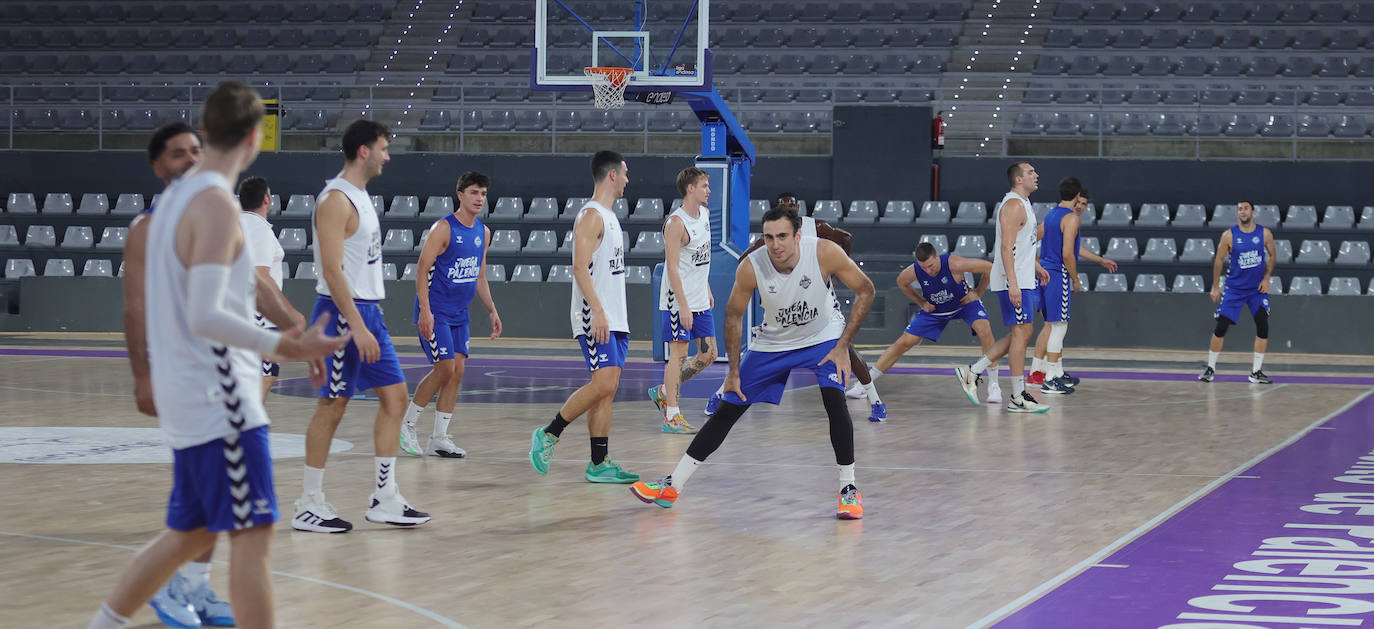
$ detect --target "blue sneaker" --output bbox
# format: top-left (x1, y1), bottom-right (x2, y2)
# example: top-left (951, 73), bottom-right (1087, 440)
top-left (186, 582), bottom-right (235, 627)
top-left (528, 426), bottom-right (558, 475)
top-left (867, 401), bottom-right (887, 422)
top-left (1061, 372), bottom-right (1081, 387)
top-left (149, 572), bottom-right (202, 628)
top-left (1040, 376), bottom-right (1075, 395)
top-left (704, 391), bottom-right (723, 416)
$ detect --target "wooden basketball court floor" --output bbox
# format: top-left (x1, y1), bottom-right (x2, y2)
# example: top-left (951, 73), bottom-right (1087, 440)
top-left (3, 333), bottom-right (1372, 628)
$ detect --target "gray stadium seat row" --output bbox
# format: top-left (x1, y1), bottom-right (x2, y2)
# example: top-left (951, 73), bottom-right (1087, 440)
top-left (0, 26), bottom-right (380, 50)
top-left (1033, 53), bottom-right (1374, 78)
top-left (1022, 84), bottom-right (1374, 107)
top-left (1012, 112), bottom-right (1374, 138)
top-left (1052, 2), bottom-right (1373, 24)
top-left (0, 3), bottom-right (388, 25)
top-left (1043, 26), bottom-right (1369, 50)
top-left (0, 52), bottom-right (364, 76)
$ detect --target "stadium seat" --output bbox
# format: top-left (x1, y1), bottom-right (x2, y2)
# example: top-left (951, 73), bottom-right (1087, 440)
top-left (632, 232), bottom-right (665, 255)
top-left (1295, 239), bottom-right (1331, 263)
top-left (1359, 206), bottom-right (1374, 231)
top-left (484, 264), bottom-right (505, 282)
top-left (626, 266), bottom-right (652, 284)
top-left (1321, 206), bottom-right (1355, 230)
top-left (1284, 205), bottom-right (1318, 229)
top-left (283, 195), bottom-right (315, 217)
top-left (366, 195), bottom-right (382, 217)
top-left (1274, 239), bottom-right (1294, 263)
top-left (278, 228), bottom-right (308, 252)
top-left (290, 262), bottom-right (315, 280)
top-left (7, 193), bottom-right (37, 214)
top-left (1172, 274), bottom-right (1205, 293)
top-left (422, 196), bottom-right (454, 218)
top-left (75, 193), bottom-right (108, 216)
top-left (1287, 276), bottom-right (1321, 295)
top-left (60, 226), bottom-right (93, 249)
top-left (811, 200), bottom-right (843, 222)
top-left (1136, 204), bottom-right (1170, 226)
top-left (380, 263), bottom-right (397, 281)
top-left (953, 234), bottom-right (987, 258)
top-left (919, 234), bottom-right (949, 255)
top-left (547, 264), bottom-right (574, 283)
top-left (82, 259), bottom-right (113, 277)
top-left (517, 197), bottom-right (554, 222)
top-left (556, 231), bottom-right (575, 255)
top-left (510, 264), bottom-right (542, 282)
top-left (844, 201), bottom-right (878, 225)
top-left (880, 201), bottom-right (916, 224)
top-left (1133, 274), bottom-right (1167, 292)
top-left (523, 230), bottom-right (557, 254)
top-left (381, 229), bottom-right (414, 254)
top-left (397, 263), bottom-right (417, 282)
top-left (915, 201), bottom-right (951, 224)
top-left (24, 225), bottom-right (56, 248)
top-left (1329, 277), bottom-right (1361, 296)
top-left (387, 196), bottom-right (419, 218)
top-left (1180, 238), bottom-right (1217, 262)
top-left (1335, 241), bottom-right (1371, 265)
top-left (630, 199), bottom-right (664, 223)
top-left (489, 197), bottom-right (524, 221)
top-left (0, 225), bottom-right (16, 246)
top-left (42, 258), bottom-right (74, 277)
top-left (1140, 238), bottom-right (1178, 262)
top-left (1268, 276), bottom-right (1284, 294)
top-left (6, 258), bottom-right (36, 278)
top-left (1095, 274), bottom-right (1127, 292)
top-left (1098, 204), bottom-right (1133, 226)
top-left (39, 193), bottom-right (73, 215)
top-left (1080, 237), bottom-right (1102, 256)
top-left (94, 227), bottom-right (127, 251)
top-left (488, 230), bottom-right (521, 254)
top-left (1106, 237), bottom-right (1140, 261)
top-left (952, 201), bottom-right (988, 225)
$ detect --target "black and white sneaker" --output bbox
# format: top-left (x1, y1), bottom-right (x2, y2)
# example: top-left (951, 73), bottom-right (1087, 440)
top-left (1007, 390), bottom-right (1051, 413)
top-left (1061, 372), bottom-right (1081, 387)
top-left (292, 492), bottom-right (353, 533)
top-left (1249, 370), bottom-right (1273, 384)
top-left (365, 490), bottom-right (432, 527)
top-left (1198, 365), bottom-right (1215, 383)
top-left (1040, 376), bottom-right (1075, 395)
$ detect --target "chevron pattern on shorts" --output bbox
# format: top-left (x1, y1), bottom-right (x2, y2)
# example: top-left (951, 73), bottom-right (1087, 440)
top-left (1058, 270), bottom-right (1071, 321)
top-left (327, 315), bottom-right (349, 398)
top-left (666, 289), bottom-right (682, 338)
top-left (212, 344), bottom-right (252, 530)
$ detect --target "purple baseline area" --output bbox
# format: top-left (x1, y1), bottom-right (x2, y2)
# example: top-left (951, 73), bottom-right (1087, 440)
top-left (992, 392), bottom-right (1374, 629)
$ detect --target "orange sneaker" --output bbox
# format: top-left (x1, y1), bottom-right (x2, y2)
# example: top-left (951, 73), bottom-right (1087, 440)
top-left (630, 478), bottom-right (678, 508)
top-left (837, 486), bottom-right (863, 520)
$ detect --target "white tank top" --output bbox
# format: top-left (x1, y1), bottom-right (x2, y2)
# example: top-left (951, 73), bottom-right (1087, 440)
top-left (239, 212), bottom-right (283, 288)
top-left (658, 205), bottom-right (712, 312)
top-left (145, 171), bottom-right (270, 449)
top-left (801, 215), bottom-right (817, 239)
top-left (313, 177), bottom-right (384, 300)
top-left (991, 190), bottom-right (1039, 291)
top-left (748, 237), bottom-right (844, 352)
top-left (569, 201), bottom-right (629, 336)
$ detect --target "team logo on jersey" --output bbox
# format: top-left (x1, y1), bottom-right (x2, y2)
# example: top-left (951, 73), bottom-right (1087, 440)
top-left (1252, 236), bottom-right (1260, 244)
top-left (828, 373), bottom-right (842, 384)
top-left (799, 276), bottom-right (812, 289)
top-left (941, 276), bottom-right (949, 284)
top-left (475, 236), bottom-right (482, 247)
top-left (774, 300), bottom-right (819, 328)
top-left (766, 284), bottom-right (777, 293)
top-left (455, 235), bottom-right (463, 244)
top-left (253, 498), bottom-right (273, 515)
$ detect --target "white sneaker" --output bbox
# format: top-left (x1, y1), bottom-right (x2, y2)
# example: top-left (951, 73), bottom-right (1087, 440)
top-left (365, 490), bottom-right (432, 527)
top-left (399, 421), bottom-right (423, 457)
top-left (953, 366), bottom-right (981, 406)
top-left (148, 571), bottom-right (201, 628)
top-left (986, 383), bottom-right (1003, 404)
top-left (292, 492), bottom-right (353, 533)
top-left (844, 380), bottom-right (866, 399)
top-left (1007, 390), bottom-right (1051, 414)
top-left (185, 581), bottom-right (235, 627)
top-left (426, 434), bottom-right (466, 458)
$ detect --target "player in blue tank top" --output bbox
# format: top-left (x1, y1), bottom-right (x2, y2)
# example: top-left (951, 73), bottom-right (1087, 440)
top-left (402, 172), bottom-right (503, 458)
top-left (1199, 200), bottom-right (1276, 384)
top-left (866, 244), bottom-right (998, 407)
top-left (1028, 181), bottom-right (1119, 395)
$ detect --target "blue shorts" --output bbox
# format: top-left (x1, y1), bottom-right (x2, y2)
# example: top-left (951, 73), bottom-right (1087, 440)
top-left (421, 321), bottom-right (471, 362)
top-left (724, 338), bottom-right (844, 406)
top-left (996, 289), bottom-right (1040, 327)
top-left (661, 308), bottom-right (715, 342)
top-left (1037, 269), bottom-right (1073, 323)
top-left (167, 426), bottom-right (277, 533)
top-left (312, 296), bottom-right (406, 398)
top-left (904, 302), bottom-right (989, 342)
top-left (578, 331), bottom-right (630, 371)
top-left (1215, 289), bottom-right (1270, 324)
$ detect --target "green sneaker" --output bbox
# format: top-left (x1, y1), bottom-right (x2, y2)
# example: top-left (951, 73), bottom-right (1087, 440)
top-left (585, 457), bottom-right (640, 484)
top-left (528, 426), bottom-right (558, 475)
top-left (647, 385), bottom-right (666, 412)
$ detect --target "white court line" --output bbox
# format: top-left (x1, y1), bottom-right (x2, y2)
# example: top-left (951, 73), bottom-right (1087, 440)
top-left (0, 383), bottom-right (133, 396)
top-left (0, 530), bottom-right (470, 629)
top-left (1255, 382), bottom-right (1290, 396)
top-left (965, 388), bottom-right (1374, 629)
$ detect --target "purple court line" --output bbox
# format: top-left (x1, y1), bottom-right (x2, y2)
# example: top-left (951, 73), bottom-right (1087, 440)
top-left (5, 348), bottom-right (1373, 386)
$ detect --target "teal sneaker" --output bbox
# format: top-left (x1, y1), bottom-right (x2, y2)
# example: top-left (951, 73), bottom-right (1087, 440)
top-left (585, 457), bottom-right (640, 484)
top-left (647, 384), bottom-right (666, 412)
top-left (529, 426), bottom-right (558, 475)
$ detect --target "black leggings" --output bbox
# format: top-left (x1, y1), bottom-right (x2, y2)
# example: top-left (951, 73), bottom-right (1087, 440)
top-left (1213, 309), bottom-right (1269, 339)
top-left (685, 386), bottom-right (856, 466)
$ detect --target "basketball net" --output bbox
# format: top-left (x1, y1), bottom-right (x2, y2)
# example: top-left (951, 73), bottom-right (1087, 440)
top-left (584, 67), bottom-right (634, 110)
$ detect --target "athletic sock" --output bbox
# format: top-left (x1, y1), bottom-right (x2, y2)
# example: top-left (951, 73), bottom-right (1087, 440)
top-left (180, 561), bottom-right (211, 591)
top-left (545, 412), bottom-right (571, 438)
top-left (665, 405), bottom-right (681, 419)
top-left (1252, 353), bottom-right (1264, 372)
top-left (970, 356), bottom-right (992, 374)
top-left (590, 437), bottom-right (609, 464)
top-left (870, 368), bottom-right (883, 381)
top-left (433, 412), bottom-right (453, 438)
top-left (985, 370), bottom-right (1000, 389)
top-left (714, 383), bottom-right (725, 396)
top-left (303, 465), bottom-right (324, 497)
top-left (1207, 351), bottom-right (1219, 369)
top-left (87, 603), bottom-right (129, 629)
top-left (863, 382), bottom-right (882, 405)
top-left (1012, 376), bottom-right (1025, 395)
top-left (838, 463), bottom-right (856, 491)
top-left (1031, 357), bottom-right (1046, 374)
top-left (669, 454), bottom-right (702, 490)
top-left (403, 402), bottom-right (423, 428)
top-left (374, 457), bottom-right (396, 494)
top-left (1047, 361), bottom-right (1062, 379)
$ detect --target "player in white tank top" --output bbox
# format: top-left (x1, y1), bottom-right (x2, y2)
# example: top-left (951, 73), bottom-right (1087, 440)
top-left (649, 168), bottom-right (719, 434)
top-left (236, 176), bottom-right (307, 401)
top-left (630, 207), bottom-right (876, 520)
top-left (529, 151), bottom-right (640, 484)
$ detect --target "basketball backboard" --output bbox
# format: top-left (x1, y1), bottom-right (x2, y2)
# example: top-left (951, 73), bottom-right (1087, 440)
top-left (531, 0), bottom-right (711, 92)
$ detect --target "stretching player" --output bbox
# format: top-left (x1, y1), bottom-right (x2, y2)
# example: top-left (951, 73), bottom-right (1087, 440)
top-left (88, 81), bottom-right (346, 629)
top-left (237, 176), bottom-right (307, 401)
top-left (294, 119), bottom-right (431, 534)
top-left (1026, 182), bottom-right (1118, 394)
top-left (630, 204), bottom-right (874, 518)
top-left (868, 243), bottom-right (997, 411)
top-left (528, 151), bottom-right (640, 484)
top-left (647, 167), bottom-right (717, 434)
top-left (1199, 200), bottom-right (1276, 384)
top-left (954, 162), bottom-right (1050, 413)
top-left (401, 172), bottom-right (503, 458)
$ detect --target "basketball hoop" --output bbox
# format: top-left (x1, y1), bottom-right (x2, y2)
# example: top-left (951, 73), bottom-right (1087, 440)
top-left (584, 66), bottom-right (634, 110)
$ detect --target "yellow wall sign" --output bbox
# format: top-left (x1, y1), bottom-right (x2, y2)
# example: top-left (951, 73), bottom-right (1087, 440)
top-left (261, 99), bottom-right (281, 151)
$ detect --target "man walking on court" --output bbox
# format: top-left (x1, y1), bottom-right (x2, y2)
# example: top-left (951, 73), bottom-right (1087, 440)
top-left (88, 81), bottom-right (346, 629)
top-left (630, 205), bottom-right (875, 519)
top-left (1199, 200), bottom-right (1277, 384)
top-left (954, 162), bottom-right (1050, 413)
top-left (237, 176), bottom-right (309, 401)
top-left (1026, 182), bottom-right (1118, 394)
top-left (293, 119), bottom-right (432, 534)
top-left (400, 171), bottom-right (503, 458)
top-left (647, 166), bottom-right (718, 435)
top-left (528, 150), bottom-right (640, 484)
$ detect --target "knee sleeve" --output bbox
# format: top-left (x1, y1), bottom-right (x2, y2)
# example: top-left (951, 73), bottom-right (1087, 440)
top-left (685, 401), bottom-right (748, 462)
top-left (1213, 315), bottom-right (1234, 338)
top-left (820, 387), bottom-right (855, 466)
top-left (1046, 322), bottom-right (1069, 354)
top-left (1253, 309), bottom-right (1269, 339)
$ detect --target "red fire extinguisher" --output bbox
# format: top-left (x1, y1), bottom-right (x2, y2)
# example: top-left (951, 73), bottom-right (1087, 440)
top-left (932, 111), bottom-right (946, 149)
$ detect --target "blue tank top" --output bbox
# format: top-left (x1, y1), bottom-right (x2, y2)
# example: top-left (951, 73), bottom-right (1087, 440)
top-left (1039, 205), bottom-right (1079, 272)
top-left (1226, 224), bottom-right (1266, 291)
top-left (415, 214), bottom-right (485, 325)
top-left (912, 253), bottom-right (969, 315)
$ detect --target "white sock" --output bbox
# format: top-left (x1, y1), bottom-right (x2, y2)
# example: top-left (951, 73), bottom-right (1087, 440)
top-left (180, 561), bottom-right (211, 590)
top-left (870, 368), bottom-right (883, 381)
top-left (87, 603), bottom-right (129, 629)
top-left (1252, 353), bottom-right (1264, 372)
top-left (863, 382), bottom-right (882, 405)
top-left (403, 402), bottom-right (423, 428)
top-left (1012, 376), bottom-right (1025, 394)
top-left (1047, 361), bottom-right (1062, 379)
top-left (665, 405), bottom-right (681, 419)
top-left (1031, 357), bottom-right (1046, 374)
top-left (970, 356), bottom-right (992, 374)
top-left (668, 454), bottom-right (702, 490)
top-left (303, 465), bottom-right (325, 497)
top-left (839, 463), bottom-right (856, 490)
top-left (433, 411), bottom-right (453, 437)
top-left (714, 383), bottom-right (725, 396)
top-left (1207, 351), bottom-right (1219, 368)
top-left (984, 370), bottom-right (1000, 389)
top-left (375, 457), bottom-right (397, 494)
